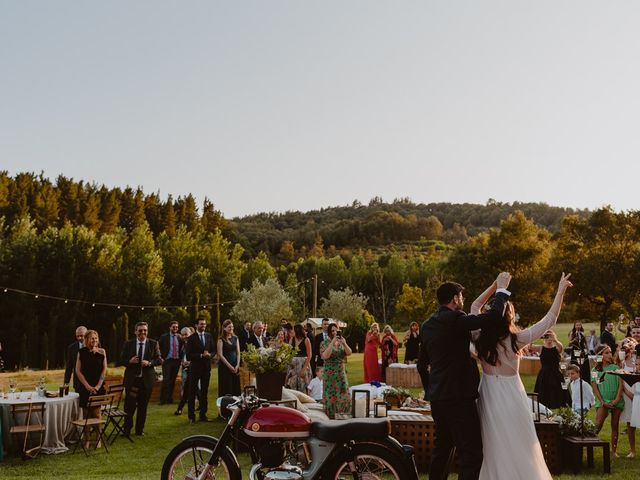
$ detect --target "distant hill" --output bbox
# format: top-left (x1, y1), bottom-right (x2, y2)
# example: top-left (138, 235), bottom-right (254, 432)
top-left (229, 198), bottom-right (590, 257)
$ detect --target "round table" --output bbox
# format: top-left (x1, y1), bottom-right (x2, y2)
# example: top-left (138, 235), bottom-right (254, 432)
top-left (0, 392), bottom-right (79, 455)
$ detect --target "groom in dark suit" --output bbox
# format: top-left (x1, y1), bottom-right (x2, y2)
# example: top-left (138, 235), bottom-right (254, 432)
top-left (120, 321), bottom-right (162, 436)
top-left (420, 272), bottom-right (511, 480)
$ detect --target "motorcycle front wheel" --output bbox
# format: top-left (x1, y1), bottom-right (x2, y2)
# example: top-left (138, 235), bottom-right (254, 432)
top-left (161, 435), bottom-right (242, 480)
top-left (323, 442), bottom-right (415, 480)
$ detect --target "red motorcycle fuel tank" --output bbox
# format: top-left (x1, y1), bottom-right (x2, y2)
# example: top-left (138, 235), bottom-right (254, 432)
top-left (243, 405), bottom-right (312, 438)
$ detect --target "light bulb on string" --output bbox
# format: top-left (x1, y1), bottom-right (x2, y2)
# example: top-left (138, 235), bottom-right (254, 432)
top-left (35, 295), bottom-right (39, 299)
top-left (3, 288), bottom-right (7, 293)
top-left (64, 299), bottom-right (68, 304)
top-left (92, 303), bottom-right (95, 307)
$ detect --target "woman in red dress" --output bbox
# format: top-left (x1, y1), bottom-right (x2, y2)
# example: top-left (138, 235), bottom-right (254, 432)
top-left (363, 323), bottom-right (382, 382)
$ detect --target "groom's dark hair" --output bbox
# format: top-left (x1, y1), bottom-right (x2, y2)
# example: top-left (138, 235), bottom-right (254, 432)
top-left (437, 282), bottom-right (464, 305)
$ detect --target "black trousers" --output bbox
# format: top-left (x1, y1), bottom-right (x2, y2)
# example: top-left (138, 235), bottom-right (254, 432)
top-left (160, 358), bottom-right (181, 403)
top-left (188, 368), bottom-right (210, 419)
top-left (124, 377), bottom-right (151, 434)
top-left (177, 370), bottom-right (192, 411)
top-left (429, 398), bottom-right (483, 480)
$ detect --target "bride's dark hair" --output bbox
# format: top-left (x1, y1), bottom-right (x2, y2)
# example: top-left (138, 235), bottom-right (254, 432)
top-left (475, 300), bottom-right (519, 366)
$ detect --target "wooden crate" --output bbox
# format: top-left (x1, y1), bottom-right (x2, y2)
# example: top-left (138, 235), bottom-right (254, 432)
top-left (535, 419), bottom-right (562, 474)
top-left (385, 366), bottom-right (422, 388)
top-left (388, 414), bottom-right (434, 472)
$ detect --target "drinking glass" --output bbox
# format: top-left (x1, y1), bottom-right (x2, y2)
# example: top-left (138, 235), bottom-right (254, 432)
top-left (8, 379), bottom-right (16, 394)
top-left (618, 350), bottom-right (626, 362)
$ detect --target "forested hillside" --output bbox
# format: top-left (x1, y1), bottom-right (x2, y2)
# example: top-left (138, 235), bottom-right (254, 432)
top-left (3, 171), bottom-right (639, 373)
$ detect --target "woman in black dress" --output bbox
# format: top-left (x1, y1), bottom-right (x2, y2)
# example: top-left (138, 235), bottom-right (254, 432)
top-left (568, 330), bottom-right (591, 382)
top-left (286, 324), bottom-right (312, 393)
top-left (75, 329), bottom-right (107, 447)
top-left (403, 322), bottom-right (420, 363)
top-left (532, 329), bottom-right (569, 408)
top-left (217, 319), bottom-right (241, 396)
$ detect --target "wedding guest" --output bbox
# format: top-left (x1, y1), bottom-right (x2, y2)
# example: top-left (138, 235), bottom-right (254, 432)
top-left (403, 322), bottom-right (420, 364)
top-left (307, 366), bottom-right (323, 401)
top-left (286, 324), bottom-right (312, 393)
top-left (586, 329), bottom-right (600, 355)
top-left (75, 329), bottom-right (107, 448)
top-left (312, 318), bottom-right (330, 374)
top-left (568, 330), bottom-right (591, 383)
top-left (320, 323), bottom-right (352, 419)
top-left (238, 321), bottom-right (252, 352)
top-left (381, 325), bottom-right (399, 381)
top-left (619, 338), bottom-right (638, 456)
top-left (568, 320), bottom-right (585, 343)
top-left (248, 321), bottom-right (266, 349)
top-left (617, 315), bottom-right (638, 338)
top-left (626, 356), bottom-right (640, 458)
top-left (272, 329), bottom-right (286, 347)
top-left (363, 323), bottom-right (382, 383)
top-left (175, 327), bottom-right (194, 416)
top-left (284, 322), bottom-right (295, 344)
top-left (601, 321), bottom-right (618, 353)
top-left (531, 330), bottom-right (568, 408)
top-left (120, 322), bottom-right (162, 437)
top-left (158, 320), bottom-right (183, 405)
top-left (217, 319), bottom-right (240, 396)
top-left (185, 317), bottom-right (215, 423)
top-left (592, 344), bottom-right (624, 457)
top-left (567, 364), bottom-right (594, 415)
top-left (64, 325), bottom-right (87, 391)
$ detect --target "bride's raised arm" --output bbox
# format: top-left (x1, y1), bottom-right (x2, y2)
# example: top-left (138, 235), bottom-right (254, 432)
top-left (516, 273), bottom-right (573, 348)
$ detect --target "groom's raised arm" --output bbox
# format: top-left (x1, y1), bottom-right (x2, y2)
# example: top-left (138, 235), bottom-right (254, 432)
top-left (454, 272), bottom-right (512, 332)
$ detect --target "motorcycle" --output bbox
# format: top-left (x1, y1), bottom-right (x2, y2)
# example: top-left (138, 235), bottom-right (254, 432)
top-left (161, 387), bottom-right (419, 480)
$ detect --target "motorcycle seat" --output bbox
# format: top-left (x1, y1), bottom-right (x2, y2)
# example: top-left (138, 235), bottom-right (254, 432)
top-left (310, 418), bottom-right (390, 442)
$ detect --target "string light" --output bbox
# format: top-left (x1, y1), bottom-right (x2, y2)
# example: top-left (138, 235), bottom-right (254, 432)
top-left (0, 285), bottom-right (238, 311)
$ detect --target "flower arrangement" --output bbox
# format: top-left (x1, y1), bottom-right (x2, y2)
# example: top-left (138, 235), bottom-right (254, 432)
top-left (383, 386), bottom-right (412, 407)
top-left (553, 407), bottom-right (597, 437)
top-left (241, 343), bottom-right (298, 374)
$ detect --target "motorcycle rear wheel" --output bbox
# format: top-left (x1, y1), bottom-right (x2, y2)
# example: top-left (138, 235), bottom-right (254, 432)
top-left (161, 435), bottom-right (242, 480)
top-left (323, 443), bottom-right (414, 480)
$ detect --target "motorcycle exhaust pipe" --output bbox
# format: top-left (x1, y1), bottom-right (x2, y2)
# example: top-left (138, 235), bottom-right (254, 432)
top-left (249, 463), bottom-right (262, 480)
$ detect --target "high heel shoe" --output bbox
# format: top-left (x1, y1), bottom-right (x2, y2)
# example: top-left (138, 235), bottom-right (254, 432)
top-left (174, 408), bottom-right (182, 415)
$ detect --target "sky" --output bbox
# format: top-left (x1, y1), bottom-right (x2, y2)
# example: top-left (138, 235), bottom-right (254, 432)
top-left (2, 1), bottom-right (639, 218)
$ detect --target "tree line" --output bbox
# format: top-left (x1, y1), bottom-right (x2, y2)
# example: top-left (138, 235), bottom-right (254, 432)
top-left (1, 172), bottom-right (638, 371)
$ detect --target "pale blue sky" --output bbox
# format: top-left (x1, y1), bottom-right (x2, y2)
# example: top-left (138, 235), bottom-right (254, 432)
top-left (2, 1), bottom-right (639, 218)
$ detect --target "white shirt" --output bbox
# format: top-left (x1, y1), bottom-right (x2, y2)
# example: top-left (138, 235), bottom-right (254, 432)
top-left (307, 377), bottom-right (323, 401)
top-left (570, 378), bottom-right (595, 410)
top-left (137, 340), bottom-right (146, 377)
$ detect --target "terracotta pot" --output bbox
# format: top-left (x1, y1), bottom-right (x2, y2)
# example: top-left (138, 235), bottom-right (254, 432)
top-left (255, 371), bottom-right (286, 401)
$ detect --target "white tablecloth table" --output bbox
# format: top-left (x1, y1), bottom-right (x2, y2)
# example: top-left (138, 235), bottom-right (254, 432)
top-left (0, 392), bottom-right (80, 454)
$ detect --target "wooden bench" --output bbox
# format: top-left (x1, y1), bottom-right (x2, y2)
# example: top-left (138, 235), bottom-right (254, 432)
top-left (562, 435), bottom-right (610, 474)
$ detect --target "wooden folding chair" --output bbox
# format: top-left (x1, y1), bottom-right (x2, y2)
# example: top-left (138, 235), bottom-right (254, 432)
top-left (9, 402), bottom-right (46, 459)
top-left (70, 394), bottom-right (112, 456)
top-left (104, 383), bottom-right (131, 445)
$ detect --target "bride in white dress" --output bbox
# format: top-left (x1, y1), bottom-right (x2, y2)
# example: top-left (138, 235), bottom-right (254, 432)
top-left (471, 273), bottom-right (573, 480)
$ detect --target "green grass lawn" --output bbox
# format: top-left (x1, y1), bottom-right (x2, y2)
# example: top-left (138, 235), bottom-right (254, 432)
top-left (1, 344), bottom-right (638, 479)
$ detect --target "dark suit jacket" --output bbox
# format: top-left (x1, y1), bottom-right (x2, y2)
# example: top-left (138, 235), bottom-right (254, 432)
top-left (64, 341), bottom-right (83, 389)
top-left (420, 292), bottom-right (509, 402)
top-left (120, 338), bottom-right (163, 390)
top-left (185, 331), bottom-right (216, 372)
top-left (158, 333), bottom-right (184, 360)
top-left (600, 330), bottom-right (617, 352)
top-left (239, 329), bottom-right (252, 352)
top-left (247, 333), bottom-right (266, 350)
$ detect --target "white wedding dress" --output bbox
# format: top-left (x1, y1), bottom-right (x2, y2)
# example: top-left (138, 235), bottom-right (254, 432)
top-left (471, 305), bottom-right (557, 480)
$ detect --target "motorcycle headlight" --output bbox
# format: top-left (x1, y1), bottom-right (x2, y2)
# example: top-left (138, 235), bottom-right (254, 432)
top-left (217, 395), bottom-right (237, 420)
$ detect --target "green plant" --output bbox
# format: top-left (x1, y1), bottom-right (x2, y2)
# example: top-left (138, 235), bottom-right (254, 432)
top-left (554, 407), bottom-right (597, 437)
top-left (241, 343), bottom-right (298, 374)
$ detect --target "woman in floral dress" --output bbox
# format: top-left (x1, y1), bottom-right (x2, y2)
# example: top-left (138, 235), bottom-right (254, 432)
top-left (320, 323), bottom-right (353, 419)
